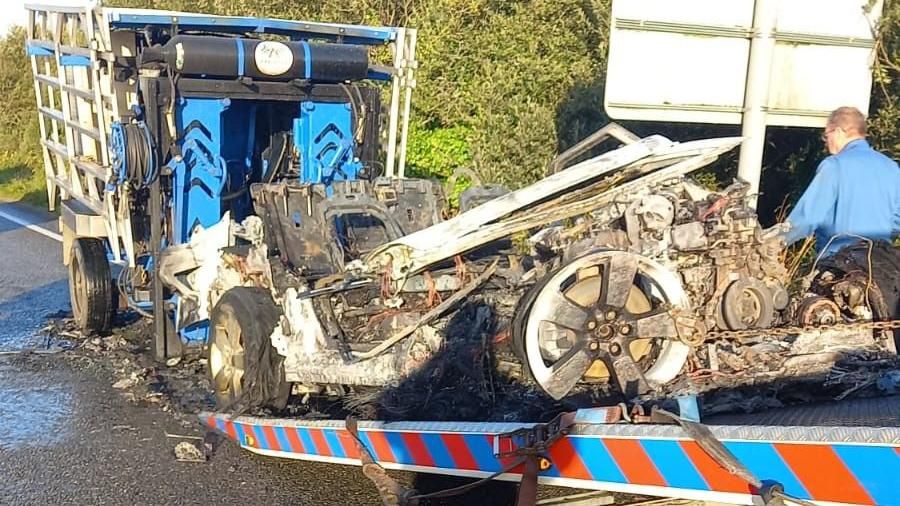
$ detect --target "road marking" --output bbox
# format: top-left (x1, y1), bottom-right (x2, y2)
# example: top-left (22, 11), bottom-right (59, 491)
top-left (0, 207), bottom-right (63, 242)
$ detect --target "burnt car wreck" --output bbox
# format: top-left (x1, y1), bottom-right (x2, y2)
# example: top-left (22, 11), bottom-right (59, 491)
top-left (158, 126), bottom-right (900, 411)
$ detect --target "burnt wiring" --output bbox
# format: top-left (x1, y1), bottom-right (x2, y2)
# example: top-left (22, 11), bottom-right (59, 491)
top-left (116, 261), bottom-right (154, 318)
top-left (809, 233), bottom-right (875, 311)
top-left (340, 83), bottom-right (367, 145)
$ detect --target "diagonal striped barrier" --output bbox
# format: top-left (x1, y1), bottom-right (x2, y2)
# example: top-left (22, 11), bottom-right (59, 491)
top-left (202, 412), bottom-right (900, 506)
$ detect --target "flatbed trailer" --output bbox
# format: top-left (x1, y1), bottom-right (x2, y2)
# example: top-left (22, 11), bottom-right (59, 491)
top-left (202, 395), bottom-right (900, 506)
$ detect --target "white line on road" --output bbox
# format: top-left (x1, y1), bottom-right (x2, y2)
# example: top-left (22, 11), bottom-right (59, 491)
top-left (0, 207), bottom-right (63, 242)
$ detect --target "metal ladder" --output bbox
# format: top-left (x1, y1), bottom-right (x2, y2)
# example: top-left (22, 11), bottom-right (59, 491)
top-left (26, 3), bottom-right (131, 264)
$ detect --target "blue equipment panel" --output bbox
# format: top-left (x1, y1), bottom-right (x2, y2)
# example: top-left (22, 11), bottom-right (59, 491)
top-left (171, 97), bottom-right (255, 244)
top-left (170, 97), bottom-right (255, 345)
top-left (294, 101), bottom-right (361, 189)
top-left (168, 96), bottom-right (362, 345)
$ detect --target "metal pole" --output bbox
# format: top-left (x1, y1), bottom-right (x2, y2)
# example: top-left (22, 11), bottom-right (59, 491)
top-left (396, 29), bottom-right (417, 180)
top-left (384, 28), bottom-right (406, 179)
top-left (143, 78), bottom-right (167, 362)
top-left (738, 0), bottom-right (777, 209)
top-left (142, 76), bottom-right (172, 362)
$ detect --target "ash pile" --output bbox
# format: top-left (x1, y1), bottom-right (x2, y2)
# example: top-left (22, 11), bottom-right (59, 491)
top-left (39, 315), bottom-right (215, 424)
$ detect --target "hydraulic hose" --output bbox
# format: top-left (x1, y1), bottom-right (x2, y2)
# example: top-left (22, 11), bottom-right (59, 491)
top-left (114, 122), bottom-right (158, 189)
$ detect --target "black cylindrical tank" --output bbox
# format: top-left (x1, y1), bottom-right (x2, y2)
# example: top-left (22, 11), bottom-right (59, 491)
top-left (141, 35), bottom-right (370, 82)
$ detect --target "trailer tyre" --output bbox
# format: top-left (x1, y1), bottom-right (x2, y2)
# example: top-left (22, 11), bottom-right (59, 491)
top-left (68, 238), bottom-right (114, 334)
top-left (208, 287), bottom-right (290, 411)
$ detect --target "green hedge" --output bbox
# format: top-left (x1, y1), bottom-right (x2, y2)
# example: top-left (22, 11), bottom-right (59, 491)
top-left (0, 28), bottom-right (44, 204)
top-left (2, 0), bottom-right (897, 223)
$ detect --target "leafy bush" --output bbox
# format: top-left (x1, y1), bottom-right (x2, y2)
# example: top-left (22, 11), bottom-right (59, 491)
top-left (868, 0), bottom-right (900, 159)
top-left (0, 27), bottom-right (44, 204)
top-left (405, 122), bottom-right (471, 180)
top-left (3, 0), bottom-right (898, 221)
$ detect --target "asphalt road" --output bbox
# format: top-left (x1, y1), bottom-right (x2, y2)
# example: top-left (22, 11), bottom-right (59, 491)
top-left (0, 202), bottom-right (407, 506)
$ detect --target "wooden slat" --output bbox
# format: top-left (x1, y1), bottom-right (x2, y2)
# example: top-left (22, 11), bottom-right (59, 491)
top-left (53, 177), bottom-right (106, 216)
top-left (73, 157), bottom-right (111, 183)
top-left (71, 122), bottom-right (102, 141)
top-left (40, 74), bottom-right (114, 101)
top-left (60, 44), bottom-right (91, 57)
top-left (28, 12), bottom-right (58, 211)
top-left (34, 73), bottom-right (60, 88)
top-left (38, 105), bottom-right (65, 123)
top-left (40, 106), bottom-right (102, 140)
top-left (41, 140), bottom-right (110, 183)
top-left (25, 5), bottom-right (87, 15)
top-left (61, 82), bottom-right (94, 101)
top-left (41, 138), bottom-right (68, 159)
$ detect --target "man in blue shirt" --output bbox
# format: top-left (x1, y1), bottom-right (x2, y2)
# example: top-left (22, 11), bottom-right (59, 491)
top-left (781, 106), bottom-right (900, 257)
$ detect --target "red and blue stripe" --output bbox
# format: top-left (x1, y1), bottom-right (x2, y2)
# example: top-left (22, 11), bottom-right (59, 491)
top-left (205, 415), bottom-right (900, 506)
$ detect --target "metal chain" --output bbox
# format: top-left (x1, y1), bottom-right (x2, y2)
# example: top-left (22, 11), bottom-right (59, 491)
top-left (702, 318), bottom-right (900, 342)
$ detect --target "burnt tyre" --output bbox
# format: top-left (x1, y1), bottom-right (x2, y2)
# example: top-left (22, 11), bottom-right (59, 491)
top-left (514, 250), bottom-right (691, 400)
top-left (207, 287), bottom-right (290, 410)
top-left (865, 242), bottom-right (900, 351)
top-left (68, 237), bottom-right (114, 334)
top-left (821, 241), bottom-right (900, 351)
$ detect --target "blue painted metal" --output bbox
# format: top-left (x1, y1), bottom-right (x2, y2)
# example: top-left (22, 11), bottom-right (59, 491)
top-left (221, 100), bottom-right (257, 223)
top-left (25, 43), bottom-right (53, 57)
top-left (324, 430), bottom-right (349, 458)
top-left (107, 11), bottom-right (396, 47)
top-left (640, 439), bottom-right (710, 490)
top-left (464, 434), bottom-right (503, 473)
top-left (235, 38), bottom-right (245, 77)
top-left (165, 95), bottom-right (361, 345)
top-left (204, 412), bottom-right (900, 506)
top-left (170, 293), bottom-right (209, 344)
top-left (293, 101), bottom-right (361, 190)
top-left (419, 433), bottom-right (457, 470)
top-left (677, 395), bottom-right (701, 422)
top-left (168, 97), bottom-right (259, 344)
top-left (548, 437), bottom-right (627, 482)
top-left (172, 97), bottom-right (256, 244)
top-left (60, 54), bottom-right (91, 66)
top-left (300, 41), bottom-right (312, 79)
top-left (180, 320), bottom-right (209, 345)
top-left (834, 445), bottom-right (900, 506)
top-left (728, 443), bottom-right (810, 500)
top-left (299, 427), bottom-right (317, 455)
top-left (367, 68), bottom-right (394, 81)
top-left (108, 120), bottom-right (158, 188)
top-left (109, 122), bottom-right (128, 185)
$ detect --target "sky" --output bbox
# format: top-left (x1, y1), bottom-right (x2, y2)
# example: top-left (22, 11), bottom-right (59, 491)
top-left (1, 0), bottom-right (87, 36)
top-left (1, 0), bottom-right (28, 34)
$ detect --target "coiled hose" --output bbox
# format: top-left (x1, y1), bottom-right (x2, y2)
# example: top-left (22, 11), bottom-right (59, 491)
top-left (112, 122), bottom-right (158, 189)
